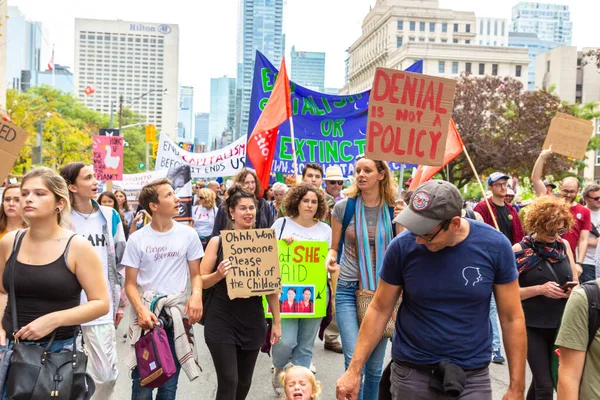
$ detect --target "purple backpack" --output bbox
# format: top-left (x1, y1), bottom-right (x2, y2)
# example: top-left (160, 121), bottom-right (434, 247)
top-left (135, 325), bottom-right (177, 388)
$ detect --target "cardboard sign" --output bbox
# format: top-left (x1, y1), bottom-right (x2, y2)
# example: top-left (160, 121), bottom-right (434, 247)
top-left (93, 135), bottom-right (123, 181)
top-left (0, 121), bottom-right (28, 183)
top-left (543, 113), bottom-right (594, 160)
top-left (222, 229), bottom-right (281, 299)
top-left (262, 241), bottom-right (328, 319)
top-left (366, 68), bottom-right (457, 166)
top-left (112, 170), bottom-right (169, 204)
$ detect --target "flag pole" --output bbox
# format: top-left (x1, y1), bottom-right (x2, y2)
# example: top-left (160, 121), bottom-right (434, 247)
top-left (398, 163), bottom-right (405, 197)
top-left (289, 115), bottom-right (299, 183)
top-left (51, 44), bottom-right (55, 88)
top-left (462, 145), bottom-right (499, 230)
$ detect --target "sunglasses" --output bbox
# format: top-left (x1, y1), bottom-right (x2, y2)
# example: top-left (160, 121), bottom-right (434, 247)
top-left (587, 196), bottom-right (600, 201)
top-left (557, 227), bottom-right (568, 236)
top-left (328, 180), bottom-right (344, 185)
top-left (198, 196), bottom-right (205, 200)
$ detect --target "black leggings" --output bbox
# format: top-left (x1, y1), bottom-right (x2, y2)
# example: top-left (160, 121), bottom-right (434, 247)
top-left (526, 326), bottom-right (557, 400)
top-left (206, 342), bottom-right (260, 400)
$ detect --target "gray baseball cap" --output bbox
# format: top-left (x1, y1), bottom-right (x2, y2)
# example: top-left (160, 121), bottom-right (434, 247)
top-left (394, 180), bottom-right (464, 236)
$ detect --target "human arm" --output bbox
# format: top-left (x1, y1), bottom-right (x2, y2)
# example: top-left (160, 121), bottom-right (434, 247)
top-left (564, 240), bottom-right (580, 288)
top-left (325, 211), bottom-right (342, 274)
top-left (531, 147), bottom-right (552, 197)
top-left (474, 211), bottom-right (484, 222)
top-left (494, 280), bottom-right (527, 399)
top-left (576, 230), bottom-right (589, 266)
top-left (16, 236), bottom-right (111, 341)
top-left (557, 347), bottom-right (586, 400)
top-left (185, 258), bottom-right (203, 324)
top-left (124, 266), bottom-right (158, 330)
top-left (0, 232), bottom-right (16, 345)
top-left (512, 243), bottom-right (568, 300)
top-left (200, 237), bottom-right (231, 289)
top-left (336, 279), bottom-right (402, 399)
top-left (265, 293), bottom-right (282, 346)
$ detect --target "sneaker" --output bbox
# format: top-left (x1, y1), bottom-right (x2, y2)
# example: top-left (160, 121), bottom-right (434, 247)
top-left (310, 362), bottom-right (316, 374)
top-left (272, 367), bottom-right (284, 395)
top-left (324, 341), bottom-right (343, 353)
top-left (492, 349), bottom-right (505, 364)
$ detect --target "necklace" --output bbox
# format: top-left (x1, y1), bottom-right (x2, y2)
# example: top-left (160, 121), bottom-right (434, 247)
top-left (73, 207), bottom-right (96, 220)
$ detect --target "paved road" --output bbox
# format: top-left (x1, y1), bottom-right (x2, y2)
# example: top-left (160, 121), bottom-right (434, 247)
top-left (113, 320), bottom-right (527, 399)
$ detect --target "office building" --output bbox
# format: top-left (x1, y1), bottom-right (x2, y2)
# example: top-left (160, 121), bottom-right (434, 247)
top-left (74, 18), bottom-right (179, 137)
top-left (476, 18), bottom-right (508, 46)
top-left (177, 85), bottom-right (194, 141)
top-left (235, 0), bottom-right (284, 139)
top-left (194, 112), bottom-right (209, 148)
top-left (534, 46), bottom-right (600, 183)
top-left (290, 46), bottom-right (325, 92)
top-left (509, 32), bottom-right (559, 91)
top-left (342, 0), bottom-right (529, 93)
top-left (7, 6), bottom-right (47, 91)
top-left (35, 65), bottom-right (74, 94)
top-left (0, 1), bottom-right (7, 110)
top-left (210, 76), bottom-right (236, 150)
top-left (511, 2), bottom-right (572, 45)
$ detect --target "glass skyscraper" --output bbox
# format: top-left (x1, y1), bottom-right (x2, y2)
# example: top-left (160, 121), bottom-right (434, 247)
top-left (290, 46), bottom-right (325, 92)
top-left (235, 0), bottom-right (284, 139)
top-left (210, 76), bottom-right (236, 150)
top-left (511, 2), bottom-right (572, 45)
top-left (194, 112), bottom-right (209, 149)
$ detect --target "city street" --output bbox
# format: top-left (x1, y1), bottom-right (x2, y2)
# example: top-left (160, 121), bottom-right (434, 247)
top-left (113, 320), bottom-right (525, 399)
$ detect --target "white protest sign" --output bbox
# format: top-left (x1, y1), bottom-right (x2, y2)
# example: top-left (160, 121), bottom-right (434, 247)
top-left (155, 134), bottom-right (247, 178)
top-left (112, 170), bottom-right (169, 203)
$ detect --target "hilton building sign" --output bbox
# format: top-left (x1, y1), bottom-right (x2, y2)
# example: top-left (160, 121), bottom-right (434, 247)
top-left (129, 23), bottom-right (172, 34)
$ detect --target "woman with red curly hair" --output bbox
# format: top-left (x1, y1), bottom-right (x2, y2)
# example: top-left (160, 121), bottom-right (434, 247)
top-left (513, 195), bottom-right (580, 399)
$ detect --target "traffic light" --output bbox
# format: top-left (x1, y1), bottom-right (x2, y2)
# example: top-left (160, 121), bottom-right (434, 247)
top-left (152, 142), bottom-right (159, 158)
top-left (145, 125), bottom-right (157, 143)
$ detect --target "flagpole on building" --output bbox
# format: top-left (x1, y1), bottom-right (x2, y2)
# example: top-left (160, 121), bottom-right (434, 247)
top-left (398, 163), bottom-right (405, 197)
top-left (51, 44), bottom-right (55, 88)
top-left (289, 115), bottom-right (300, 183)
top-left (462, 145), bottom-right (499, 230)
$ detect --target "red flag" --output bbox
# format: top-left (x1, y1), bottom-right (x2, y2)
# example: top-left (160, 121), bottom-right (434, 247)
top-left (84, 85), bottom-right (95, 96)
top-left (247, 58), bottom-right (292, 194)
top-left (408, 119), bottom-right (464, 191)
top-left (48, 46), bottom-right (54, 71)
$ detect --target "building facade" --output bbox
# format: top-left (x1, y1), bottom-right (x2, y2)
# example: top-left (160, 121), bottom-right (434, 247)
top-left (235, 0), bottom-right (284, 139)
top-left (342, 0), bottom-right (529, 94)
top-left (177, 85), bottom-right (194, 141)
top-left (35, 65), bottom-right (74, 93)
top-left (209, 76), bottom-right (236, 150)
top-left (511, 2), bottom-right (572, 45)
top-left (7, 6), bottom-right (47, 91)
top-left (476, 18), bottom-right (508, 47)
top-left (194, 112), bottom-right (209, 149)
top-left (290, 46), bottom-right (325, 91)
top-left (0, 2), bottom-right (7, 111)
top-left (74, 18), bottom-right (179, 137)
top-left (509, 31), bottom-right (559, 91)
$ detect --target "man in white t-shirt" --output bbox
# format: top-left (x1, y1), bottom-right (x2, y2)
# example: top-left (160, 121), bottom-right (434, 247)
top-left (123, 178), bottom-right (204, 400)
top-left (583, 184), bottom-right (600, 282)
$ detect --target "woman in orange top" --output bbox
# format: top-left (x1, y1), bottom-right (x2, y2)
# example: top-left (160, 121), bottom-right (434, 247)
top-left (280, 288), bottom-right (297, 313)
top-left (296, 288), bottom-right (314, 313)
top-left (0, 184), bottom-right (26, 239)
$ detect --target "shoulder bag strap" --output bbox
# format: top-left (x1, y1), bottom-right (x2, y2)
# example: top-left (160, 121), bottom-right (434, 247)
top-left (583, 282), bottom-right (600, 349)
top-left (9, 230), bottom-right (27, 336)
top-left (337, 198), bottom-right (356, 264)
top-left (278, 218), bottom-right (287, 240)
top-left (542, 260), bottom-right (561, 284)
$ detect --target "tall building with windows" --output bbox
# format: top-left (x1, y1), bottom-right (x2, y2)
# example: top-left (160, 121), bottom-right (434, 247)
top-left (194, 112), bottom-right (209, 150)
top-left (508, 32), bottom-right (558, 91)
top-left (6, 6), bottom-right (47, 91)
top-left (342, 0), bottom-right (529, 93)
top-left (210, 76), bottom-right (236, 150)
top-left (177, 85), bottom-right (194, 141)
top-left (74, 18), bottom-right (179, 137)
top-left (235, 0), bottom-right (284, 139)
top-left (0, 2), bottom-right (7, 110)
top-left (290, 46), bottom-right (325, 92)
top-left (475, 18), bottom-right (508, 46)
top-left (511, 2), bottom-right (572, 45)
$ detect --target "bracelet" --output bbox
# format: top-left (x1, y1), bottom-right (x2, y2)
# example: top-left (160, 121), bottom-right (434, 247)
top-left (575, 261), bottom-right (583, 266)
top-left (192, 287), bottom-right (202, 294)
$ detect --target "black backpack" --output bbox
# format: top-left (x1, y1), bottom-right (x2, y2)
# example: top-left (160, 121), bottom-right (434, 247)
top-left (582, 281), bottom-right (600, 349)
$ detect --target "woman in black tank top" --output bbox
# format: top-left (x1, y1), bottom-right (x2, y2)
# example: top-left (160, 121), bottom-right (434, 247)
top-left (0, 167), bottom-right (109, 345)
top-left (200, 185), bottom-right (282, 400)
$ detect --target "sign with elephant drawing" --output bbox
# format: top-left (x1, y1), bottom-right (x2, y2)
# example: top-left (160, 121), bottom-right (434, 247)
top-left (93, 135), bottom-right (123, 180)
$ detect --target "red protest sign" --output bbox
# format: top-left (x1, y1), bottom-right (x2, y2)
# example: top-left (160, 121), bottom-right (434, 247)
top-left (366, 68), bottom-right (457, 166)
top-left (92, 135), bottom-right (124, 181)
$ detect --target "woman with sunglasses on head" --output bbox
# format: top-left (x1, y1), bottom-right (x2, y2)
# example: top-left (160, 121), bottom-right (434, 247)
top-left (325, 157), bottom-right (398, 400)
top-left (0, 184), bottom-right (27, 239)
top-left (513, 195), bottom-right (579, 400)
top-left (193, 188), bottom-right (219, 250)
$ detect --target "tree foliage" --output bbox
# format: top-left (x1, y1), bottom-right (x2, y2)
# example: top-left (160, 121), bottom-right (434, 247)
top-left (440, 75), bottom-right (599, 188)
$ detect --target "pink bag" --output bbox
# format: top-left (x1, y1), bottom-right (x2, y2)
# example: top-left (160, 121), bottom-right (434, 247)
top-left (135, 325), bottom-right (177, 388)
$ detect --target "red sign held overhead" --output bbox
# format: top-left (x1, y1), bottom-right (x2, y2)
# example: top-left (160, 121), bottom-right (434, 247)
top-left (366, 68), bottom-right (457, 166)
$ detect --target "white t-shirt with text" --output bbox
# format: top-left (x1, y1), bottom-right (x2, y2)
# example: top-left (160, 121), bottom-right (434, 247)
top-left (192, 205), bottom-right (218, 237)
top-left (271, 217), bottom-right (332, 246)
top-left (122, 222), bottom-right (204, 295)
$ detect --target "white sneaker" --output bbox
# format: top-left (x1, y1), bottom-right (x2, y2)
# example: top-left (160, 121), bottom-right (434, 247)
top-left (272, 367), bottom-right (284, 396)
top-left (310, 362), bottom-right (316, 374)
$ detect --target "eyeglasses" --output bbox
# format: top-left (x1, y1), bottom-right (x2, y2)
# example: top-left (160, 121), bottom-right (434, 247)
top-left (587, 196), bottom-right (600, 201)
top-left (416, 220), bottom-right (450, 243)
top-left (561, 189), bottom-right (578, 195)
top-left (492, 182), bottom-right (508, 188)
top-left (328, 180), bottom-right (344, 185)
top-left (557, 227), bottom-right (568, 236)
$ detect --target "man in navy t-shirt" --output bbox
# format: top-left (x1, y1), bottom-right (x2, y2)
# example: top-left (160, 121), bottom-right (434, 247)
top-left (336, 181), bottom-right (526, 400)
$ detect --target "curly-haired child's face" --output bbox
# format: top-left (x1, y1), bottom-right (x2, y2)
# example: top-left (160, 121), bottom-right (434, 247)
top-left (284, 369), bottom-right (315, 400)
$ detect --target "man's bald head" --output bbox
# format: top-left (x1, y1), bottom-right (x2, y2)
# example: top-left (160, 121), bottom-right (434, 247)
top-left (560, 176), bottom-right (580, 204)
top-left (208, 181), bottom-right (220, 195)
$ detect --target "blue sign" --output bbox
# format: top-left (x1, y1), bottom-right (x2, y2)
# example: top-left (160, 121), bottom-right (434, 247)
top-left (246, 51), bottom-right (422, 177)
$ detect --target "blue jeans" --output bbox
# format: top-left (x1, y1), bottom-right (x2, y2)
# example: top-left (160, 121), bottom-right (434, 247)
top-left (580, 263), bottom-right (596, 284)
top-left (336, 280), bottom-right (388, 400)
top-left (131, 328), bottom-right (181, 400)
top-left (272, 317), bottom-right (321, 369)
top-left (490, 294), bottom-right (501, 352)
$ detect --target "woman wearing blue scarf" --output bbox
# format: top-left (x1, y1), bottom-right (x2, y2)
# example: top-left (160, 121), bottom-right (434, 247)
top-left (514, 195), bottom-right (579, 399)
top-left (326, 156), bottom-right (397, 400)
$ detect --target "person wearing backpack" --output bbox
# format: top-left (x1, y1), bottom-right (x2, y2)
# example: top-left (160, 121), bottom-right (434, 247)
top-left (555, 278), bottom-right (600, 399)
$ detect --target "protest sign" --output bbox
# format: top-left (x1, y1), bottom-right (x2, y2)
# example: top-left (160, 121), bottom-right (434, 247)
top-left (543, 113), bottom-right (594, 160)
top-left (112, 170), bottom-right (169, 204)
top-left (263, 241), bottom-right (328, 319)
top-left (93, 135), bottom-right (123, 180)
top-left (246, 52), bottom-right (422, 176)
top-left (0, 121), bottom-right (28, 183)
top-left (222, 229), bottom-right (281, 299)
top-left (155, 134), bottom-right (246, 178)
top-left (365, 68), bottom-right (457, 166)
